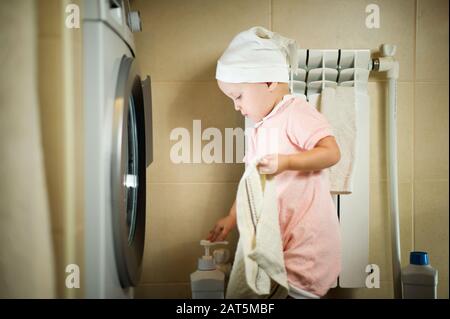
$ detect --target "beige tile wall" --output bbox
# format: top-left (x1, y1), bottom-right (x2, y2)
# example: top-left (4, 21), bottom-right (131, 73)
top-left (132, 0), bottom-right (448, 298)
top-left (38, 0), bottom-right (84, 298)
top-left (0, 0), bottom-right (56, 298)
top-left (38, 2), bottom-right (65, 297)
top-left (414, 0), bottom-right (449, 299)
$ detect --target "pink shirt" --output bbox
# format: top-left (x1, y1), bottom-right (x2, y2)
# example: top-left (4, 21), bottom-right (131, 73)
top-left (244, 94), bottom-right (341, 297)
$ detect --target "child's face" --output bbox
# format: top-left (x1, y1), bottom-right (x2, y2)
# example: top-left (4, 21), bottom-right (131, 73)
top-left (217, 80), bottom-right (278, 123)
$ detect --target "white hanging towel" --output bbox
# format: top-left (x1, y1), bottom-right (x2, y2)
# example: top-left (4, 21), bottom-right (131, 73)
top-left (319, 86), bottom-right (357, 195)
top-left (226, 162), bottom-right (289, 299)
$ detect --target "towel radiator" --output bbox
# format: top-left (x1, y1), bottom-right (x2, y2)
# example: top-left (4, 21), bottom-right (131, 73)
top-left (290, 49), bottom-right (371, 289)
top-left (245, 46), bottom-right (401, 296)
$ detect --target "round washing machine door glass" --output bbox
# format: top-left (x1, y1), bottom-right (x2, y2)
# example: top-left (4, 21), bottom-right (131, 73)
top-left (111, 56), bottom-right (147, 288)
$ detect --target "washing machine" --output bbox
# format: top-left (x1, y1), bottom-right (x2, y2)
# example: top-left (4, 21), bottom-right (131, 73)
top-left (83, 0), bottom-right (153, 298)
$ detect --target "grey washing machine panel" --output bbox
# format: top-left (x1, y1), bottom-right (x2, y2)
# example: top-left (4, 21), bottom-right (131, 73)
top-left (111, 55), bottom-right (152, 288)
top-left (83, 0), bottom-right (136, 53)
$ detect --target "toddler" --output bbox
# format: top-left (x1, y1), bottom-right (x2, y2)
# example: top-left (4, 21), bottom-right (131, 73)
top-left (206, 26), bottom-right (341, 299)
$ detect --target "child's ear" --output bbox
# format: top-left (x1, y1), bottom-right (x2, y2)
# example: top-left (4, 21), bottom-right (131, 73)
top-left (266, 82), bottom-right (278, 91)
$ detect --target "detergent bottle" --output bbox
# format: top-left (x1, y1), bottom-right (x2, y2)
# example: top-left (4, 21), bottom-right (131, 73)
top-left (401, 251), bottom-right (438, 299)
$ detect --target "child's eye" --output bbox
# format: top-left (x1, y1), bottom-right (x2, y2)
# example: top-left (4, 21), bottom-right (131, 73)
top-left (235, 95), bottom-right (241, 100)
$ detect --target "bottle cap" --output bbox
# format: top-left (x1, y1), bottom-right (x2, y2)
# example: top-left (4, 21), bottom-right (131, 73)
top-left (410, 251), bottom-right (429, 265)
top-left (213, 248), bottom-right (230, 264)
top-left (198, 240), bottom-right (229, 271)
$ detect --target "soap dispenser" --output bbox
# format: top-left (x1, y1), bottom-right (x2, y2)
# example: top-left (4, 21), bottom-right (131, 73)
top-left (190, 240), bottom-right (228, 299)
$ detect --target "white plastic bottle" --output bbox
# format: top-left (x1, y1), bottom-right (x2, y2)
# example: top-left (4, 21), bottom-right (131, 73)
top-left (213, 248), bottom-right (232, 284)
top-left (401, 251), bottom-right (438, 299)
top-left (190, 240), bottom-right (228, 299)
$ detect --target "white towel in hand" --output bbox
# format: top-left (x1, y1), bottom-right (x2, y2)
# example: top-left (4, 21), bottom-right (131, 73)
top-left (226, 162), bottom-right (289, 299)
top-left (320, 86), bottom-right (357, 195)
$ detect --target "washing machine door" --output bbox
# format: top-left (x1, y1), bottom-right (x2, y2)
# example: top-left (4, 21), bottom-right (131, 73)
top-left (111, 55), bottom-right (151, 288)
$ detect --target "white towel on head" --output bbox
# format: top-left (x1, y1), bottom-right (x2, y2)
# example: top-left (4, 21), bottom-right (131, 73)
top-left (226, 162), bottom-right (289, 299)
top-left (216, 26), bottom-right (299, 87)
top-left (319, 86), bottom-right (357, 195)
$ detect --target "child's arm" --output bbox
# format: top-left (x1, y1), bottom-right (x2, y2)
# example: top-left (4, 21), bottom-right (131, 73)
top-left (288, 135), bottom-right (340, 171)
top-left (258, 136), bottom-right (340, 174)
top-left (206, 200), bottom-right (237, 242)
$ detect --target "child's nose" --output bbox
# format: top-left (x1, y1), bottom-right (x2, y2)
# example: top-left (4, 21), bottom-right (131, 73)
top-left (234, 102), bottom-right (240, 111)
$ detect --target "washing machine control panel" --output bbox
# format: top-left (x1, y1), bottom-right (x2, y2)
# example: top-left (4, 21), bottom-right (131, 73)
top-left (83, 0), bottom-right (140, 51)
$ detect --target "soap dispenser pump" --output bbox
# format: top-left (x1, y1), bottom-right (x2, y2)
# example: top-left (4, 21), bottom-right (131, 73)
top-left (190, 240), bottom-right (228, 299)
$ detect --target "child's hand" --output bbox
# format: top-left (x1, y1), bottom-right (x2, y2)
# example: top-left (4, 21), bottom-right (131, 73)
top-left (257, 154), bottom-right (289, 175)
top-left (207, 215), bottom-right (236, 242)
